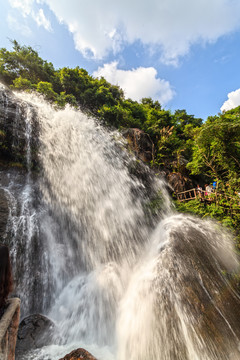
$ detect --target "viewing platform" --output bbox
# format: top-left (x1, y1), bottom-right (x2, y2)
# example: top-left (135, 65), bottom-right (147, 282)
top-left (176, 188), bottom-right (240, 208)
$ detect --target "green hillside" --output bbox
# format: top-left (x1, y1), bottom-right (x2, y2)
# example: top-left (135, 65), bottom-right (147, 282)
top-left (1, 40), bottom-right (240, 236)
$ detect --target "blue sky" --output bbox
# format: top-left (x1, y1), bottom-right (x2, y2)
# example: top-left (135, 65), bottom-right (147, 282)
top-left (1, 0), bottom-right (240, 120)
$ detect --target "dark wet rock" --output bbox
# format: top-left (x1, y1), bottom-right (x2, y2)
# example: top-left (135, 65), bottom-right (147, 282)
top-left (0, 188), bottom-right (9, 239)
top-left (59, 348), bottom-right (97, 360)
top-left (152, 217), bottom-right (240, 360)
top-left (0, 84), bottom-right (39, 168)
top-left (0, 167), bottom-right (54, 317)
top-left (123, 128), bottom-right (153, 162)
top-left (128, 158), bottom-right (157, 198)
top-left (122, 128), bottom-right (194, 195)
top-left (15, 313), bottom-right (55, 357)
top-left (128, 158), bottom-right (154, 185)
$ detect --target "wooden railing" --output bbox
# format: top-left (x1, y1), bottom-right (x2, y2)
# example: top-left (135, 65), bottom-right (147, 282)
top-left (176, 188), bottom-right (240, 207)
top-left (0, 298), bottom-right (20, 360)
top-left (176, 188), bottom-right (208, 202)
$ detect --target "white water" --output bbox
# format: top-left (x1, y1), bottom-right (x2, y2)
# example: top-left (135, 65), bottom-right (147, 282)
top-left (0, 95), bottom-right (41, 314)
top-left (2, 89), bottom-right (240, 360)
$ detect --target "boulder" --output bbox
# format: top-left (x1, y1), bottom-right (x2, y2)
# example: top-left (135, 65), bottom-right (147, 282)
top-left (15, 313), bottom-right (55, 356)
top-left (59, 348), bottom-right (97, 360)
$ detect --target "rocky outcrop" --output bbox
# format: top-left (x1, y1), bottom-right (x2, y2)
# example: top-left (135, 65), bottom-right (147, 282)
top-left (168, 171), bottom-right (193, 193)
top-left (0, 298), bottom-right (21, 360)
top-left (0, 84), bottom-right (39, 168)
top-left (15, 314), bottom-right (55, 358)
top-left (59, 348), bottom-right (97, 360)
top-left (123, 128), bottom-right (153, 162)
top-left (123, 128), bottom-right (195, 194)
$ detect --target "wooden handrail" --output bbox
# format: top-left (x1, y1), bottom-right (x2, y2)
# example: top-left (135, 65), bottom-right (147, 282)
top-left (176, 188), bottom-right (240, 207)
top-left (0, 298), bottom-right (20, 360)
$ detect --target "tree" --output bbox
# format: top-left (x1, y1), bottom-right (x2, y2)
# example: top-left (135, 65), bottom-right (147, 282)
top-left (12, 76), bottom-right (33, 91)
top-left (36, 81), bottom-right (57, 101)
top-left (0, 40), bottom-right (55, 85)
top-left (187, 109), bottom-right (240, 186)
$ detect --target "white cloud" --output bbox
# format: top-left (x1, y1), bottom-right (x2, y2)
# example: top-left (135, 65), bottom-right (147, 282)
top-left (7, 14), bottom-right (32, 37)
top-left (8, 0), bottom-right (240, 64)
top-left (32, 8), bottom-right (52, 31)
top-left (221, 89), bottom-right (240, 112)
top-left (29, 0), bottom-right (240, 64)
top-left (93, 62), bottom-right (174, 105)
top-left (9, 0), bottom-right (52, 32)
top-left (9, 0), bottom-right (34, 17)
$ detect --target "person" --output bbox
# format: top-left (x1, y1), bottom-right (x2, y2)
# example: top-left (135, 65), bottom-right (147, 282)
top-left (205, 184), bottom-right (212, 196)
top-left (0, 244), bottom-right (13, 317)
top-left (212, 181), bottom-right (217, 191)
top-left (196, 184), bottom-right (203, 197)
top-left (196, 184), bottom-right (202, 192)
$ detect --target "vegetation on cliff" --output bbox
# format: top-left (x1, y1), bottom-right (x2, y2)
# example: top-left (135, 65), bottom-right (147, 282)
top-left (0, 40), bottom-right (240, 238)
top-left (0, 41), bottom-right (202, 172)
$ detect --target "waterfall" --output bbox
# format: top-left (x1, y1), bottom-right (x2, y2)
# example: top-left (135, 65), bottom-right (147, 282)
top-left (1, 87), bottom-right (240, 360)
top-left (0, 89), bottom-right (45, 315)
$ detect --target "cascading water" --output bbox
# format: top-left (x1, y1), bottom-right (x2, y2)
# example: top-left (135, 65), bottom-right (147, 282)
top-left (1, 86), bottom-right (240, 360)
top-left (0, 90), bottom-right (47, 315)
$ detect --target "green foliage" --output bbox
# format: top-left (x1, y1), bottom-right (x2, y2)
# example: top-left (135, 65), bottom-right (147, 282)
top-left (0, 129), bottom-right (6, 137)
top-left (187, 110), bottom-right (240, 185)
top-left (9, 162), bottom-right (24, 168)
top-left (145, 191), bottom-right (165, 216)
top-left (175, 197), bottom-right (240, 229)
top-left (0, 40), bottom-right (239, 209)
top-left (98, 104), bottom-right (133, 127)
top-left (175, 196), bottom-right (240, 274)
top-left (57, 92), bottom-right (78, 107)
top-left (12, 76), bottom-right (33, 90)
top-left (0, 41), bottom-right (202, 173)
top-left (1, 40), bottom-right (240, 293)
top-left (36, 81), bottom-right (57, 101)
top-left (0, 40), bottom-right (55, 85)
top-left (0, 129), bottom-right (8, 156)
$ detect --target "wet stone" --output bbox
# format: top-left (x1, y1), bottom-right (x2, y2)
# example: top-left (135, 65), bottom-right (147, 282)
top-left (15, 313), bottom-right (55, 358)
top-left (59, 348), bottom-right (97, 360)
top-left (0, 188), bottom-right (9, 238)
